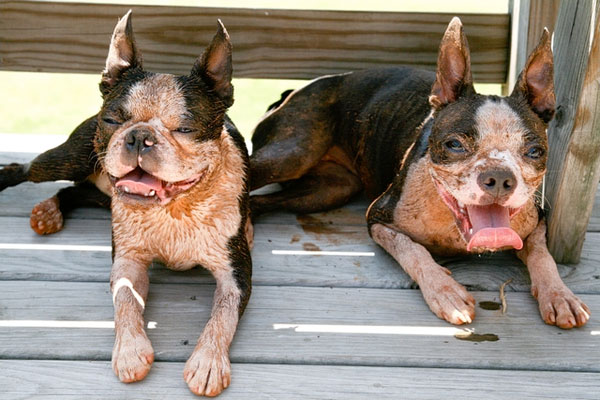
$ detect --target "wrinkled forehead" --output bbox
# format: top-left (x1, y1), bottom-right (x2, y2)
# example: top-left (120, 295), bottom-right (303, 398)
top-left (124, 74), bottom-right (188, 123)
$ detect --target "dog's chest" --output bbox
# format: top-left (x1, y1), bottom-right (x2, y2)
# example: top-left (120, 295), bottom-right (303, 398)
top-left (391, 157), bottom-right (539, 255)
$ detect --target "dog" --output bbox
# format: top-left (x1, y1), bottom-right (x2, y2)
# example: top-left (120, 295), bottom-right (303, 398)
top-left (249, 18), bottom-right (590, 329)
top-left (0, 11), bottom-right (251, 396)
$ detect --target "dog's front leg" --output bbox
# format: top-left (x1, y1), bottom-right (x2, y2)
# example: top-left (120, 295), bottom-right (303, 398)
top-left (110, 256), bottom-right (154, 382)
top-left (184, 264), bottom-right (250, 397)
top-left (517, 220), bottom-right (590, 328)
top-left (371, 223), bottom-right (475, 325)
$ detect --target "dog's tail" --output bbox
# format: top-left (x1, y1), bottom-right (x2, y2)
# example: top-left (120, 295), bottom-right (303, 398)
top-left (266, 89), bottom-right (294, 112)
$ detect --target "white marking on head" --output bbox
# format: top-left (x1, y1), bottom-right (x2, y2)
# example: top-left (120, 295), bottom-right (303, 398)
top-left (475, 99), bottom-right (527, 149)
top-left (124, 74), bottom-right (188, 124)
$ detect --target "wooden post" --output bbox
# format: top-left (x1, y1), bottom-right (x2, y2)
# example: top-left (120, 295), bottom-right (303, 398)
top-left (509, 0), bottom-right (560, 91)
top-left (546, 0), bottom-right (600, 263)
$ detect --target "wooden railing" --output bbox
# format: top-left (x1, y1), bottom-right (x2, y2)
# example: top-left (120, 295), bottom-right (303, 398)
top-left (0, 1), bottom-right (509, 82)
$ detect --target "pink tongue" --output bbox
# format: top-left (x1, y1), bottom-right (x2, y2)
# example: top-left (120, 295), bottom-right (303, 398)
top-left (466, 204), bottom-right (523, 251)
top-left (115, 169), bottom-right (163, 196)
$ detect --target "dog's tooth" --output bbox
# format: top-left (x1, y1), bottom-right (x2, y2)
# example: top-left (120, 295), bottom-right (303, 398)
top-left (149, 190), bottom-right (156, 197)
top-left (123, 186), bottom-right (130, 193)
top-left (469, 228), bottom-right (473, 235)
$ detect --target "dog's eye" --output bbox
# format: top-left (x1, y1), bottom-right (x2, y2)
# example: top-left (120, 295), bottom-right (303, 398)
top-left (525, 146), bottom-right (544, 159)
top-left (444, 139), bottom-right (465, 153)
top-left (102, 117), bottom-right (121, 125)
top-left (174, 127), bottom-right (195, 134)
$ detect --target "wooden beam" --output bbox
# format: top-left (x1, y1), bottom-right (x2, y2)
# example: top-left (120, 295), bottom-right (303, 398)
top-left (0, 1), bottom-right (509, 82)
top-left (546, 0), bottom-right (600, 263)
top-left (525, 0), bottom-right (560, 55)
top-left (509, 0), bottom-right (560, 91)
top-left (2, 360), bottom-right (600, 400)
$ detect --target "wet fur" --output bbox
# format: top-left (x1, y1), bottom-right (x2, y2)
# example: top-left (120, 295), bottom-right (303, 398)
top-left (0, 12), bottom-right (251, 397)
top-left (250, 19), bottom-right (590, 329)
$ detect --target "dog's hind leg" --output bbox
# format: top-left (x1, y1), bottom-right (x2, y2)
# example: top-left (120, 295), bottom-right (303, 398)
top-left (249, 76), bottom-right (346, 191)
top-left (30, 181), bottom-right (111, 235)
top-left (251, 160), bottom-right (362, 216)
top-left (0, 115), bottom-right (99, 192)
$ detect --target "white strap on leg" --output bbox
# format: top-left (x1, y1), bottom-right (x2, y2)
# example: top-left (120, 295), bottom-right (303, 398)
top-left (112, 277), bottom-right (145, 309)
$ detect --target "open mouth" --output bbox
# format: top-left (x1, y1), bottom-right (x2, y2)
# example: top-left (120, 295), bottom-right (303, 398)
top-left (433, 180), bottom-right (523, 251)
top-left (110, 167), bottom-right (203, 205)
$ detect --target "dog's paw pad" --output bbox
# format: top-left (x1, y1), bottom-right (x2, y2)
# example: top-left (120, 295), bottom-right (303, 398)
top-left (184, 345), bottom-right (231, 397)
top-left (112, 331), bottom-right (154, 383)
top-left (30, 197), bottom-right (63, 235)
top-left (537, 287), bottom-right (591, 329)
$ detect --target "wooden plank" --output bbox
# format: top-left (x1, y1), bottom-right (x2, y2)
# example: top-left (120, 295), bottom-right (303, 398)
top-left (508, 0), bottom-right (531, 91)
top-left (525, 0), bottom-right (560, 56)
top-left (0, 151), bottom-right (39, 165)
top-left (0, 281), bottom-right (598, 371)
top-left (0, 1), bottom-right (510, 82)
top-left (0, 214), bottom-right (600, 292)
top-left (2, 360), bottom-right (599, 400)
top-left (3, 177), bottom-right (600, 229)
top-left (546, 0), bottom-right (600, 263)
top-left (0, 182), bottom-right (110, 220)
top-left (511, 0), bottom-right (560, 89)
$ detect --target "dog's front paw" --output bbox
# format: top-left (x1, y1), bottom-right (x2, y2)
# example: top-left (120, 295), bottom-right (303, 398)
top-left (184, 343), bottom-right (231, 397)
top-left (420, 266), bottom-right (476, 325)
top-left (112, 329), bottom-right (154, 383)
top-left (534, 285), bottom-right (590, 329)
top-left (30, 197), bottom-right (63, 235)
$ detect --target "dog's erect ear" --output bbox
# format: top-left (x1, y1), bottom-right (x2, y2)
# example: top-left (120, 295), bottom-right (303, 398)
top-left (510, 29), bottom-right (555, 123)
top-left (192, 20), bottom-right (233, 107)
top-left (100, 10), bottom-right (143, 94)
top-left (429, 17), bottom-right (474, 109)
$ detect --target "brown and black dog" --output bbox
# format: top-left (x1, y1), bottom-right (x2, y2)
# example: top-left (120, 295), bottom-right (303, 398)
top-left (0, 12), bottom-right (251, 396)
top-left (250, 18), bottom-right (590, 329)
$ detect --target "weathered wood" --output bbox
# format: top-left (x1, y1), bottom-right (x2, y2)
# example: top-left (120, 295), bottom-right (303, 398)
top-left (3, 176), bottom-right (600, 229)
top-left (508, 0), bottom-right (530, 91)
top-left (2, 360), bottom-right (599, 400)
top-left (546, 0), bottom-right (600, 263)
top-left (0, 281), bottom-right (598, 371)
top-left (0, 1), bottom-right (509, 82)
top-left (511, 0), bottom-right (560, 89)
top-left (1, 214), bottom-right (600, 292)
top-left (0, 151), bottom-right (39, 165)
top-left (525, 0), bottom-right (560, 56)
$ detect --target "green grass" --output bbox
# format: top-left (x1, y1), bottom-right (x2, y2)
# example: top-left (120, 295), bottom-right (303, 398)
top-left (0, 71), bottom-right (306, 138)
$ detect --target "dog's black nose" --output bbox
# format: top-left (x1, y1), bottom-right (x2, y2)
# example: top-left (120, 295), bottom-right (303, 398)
top-left (125, 129), bottom-right (157, 154)
top-left (477, 169), bottom-right (516, 198)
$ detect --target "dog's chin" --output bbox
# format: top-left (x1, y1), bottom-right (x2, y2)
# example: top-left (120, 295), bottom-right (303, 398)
top-left (432, 179), bottom-right (524, 252)
top-left (109, 167), bottom-right (204, 206)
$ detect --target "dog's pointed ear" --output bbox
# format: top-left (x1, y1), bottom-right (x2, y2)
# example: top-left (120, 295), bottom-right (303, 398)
top-left (511, 29), bottom-right (555, 123)
top-left (100, 10), bottom-right (142, 94)
top-left (191, 20), bottom-right (233, 107)
top-left (429, 17), bottom-right (474, 109)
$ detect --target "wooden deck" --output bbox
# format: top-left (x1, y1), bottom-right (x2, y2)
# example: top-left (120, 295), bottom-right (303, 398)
top-left (1, 151), bottom-right (599, 399)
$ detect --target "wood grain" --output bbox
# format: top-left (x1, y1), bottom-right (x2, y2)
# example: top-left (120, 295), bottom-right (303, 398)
top-left (0, 213), bottom-right (599, 293)
top-left (546, 0), bottom-right (600, 263)
top-left (2, 360), bottom-right (599, 400)
top-left (0, 281), bottom-right (598, 371)
top-left (0, 1), bottom-right (509, 82)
